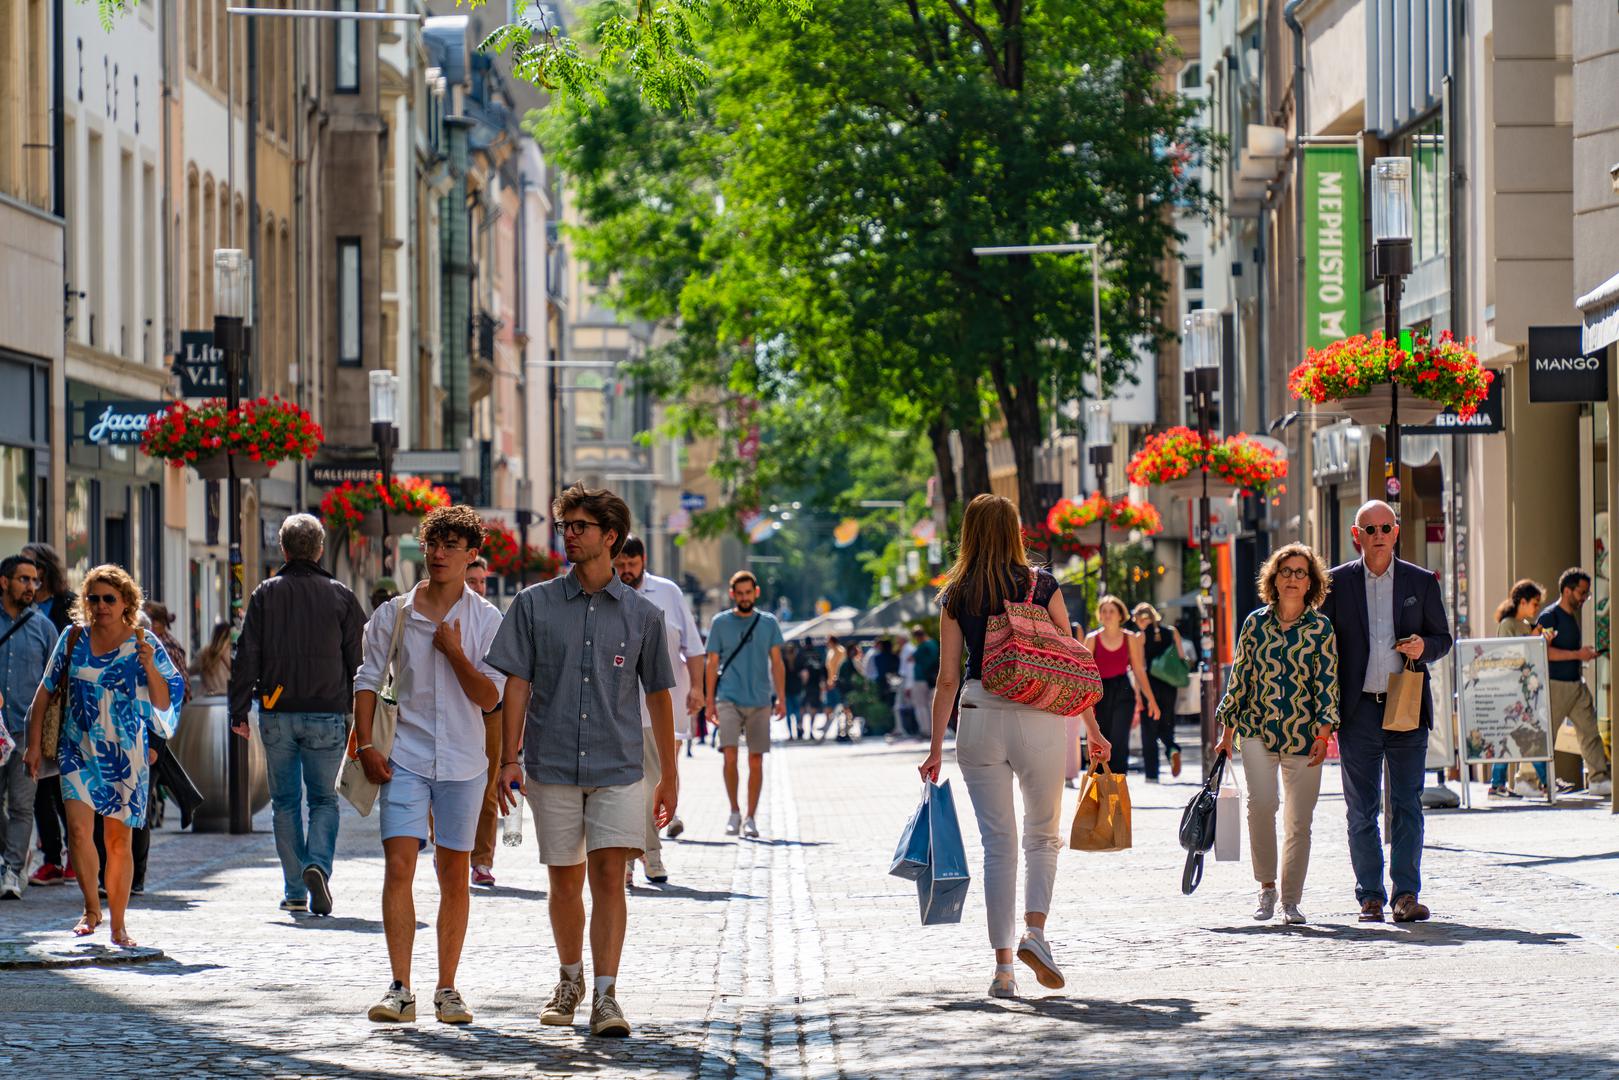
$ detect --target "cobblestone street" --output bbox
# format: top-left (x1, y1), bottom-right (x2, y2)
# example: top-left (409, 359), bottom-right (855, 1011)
top-left (2, 732), bottom-right (1617, 1079)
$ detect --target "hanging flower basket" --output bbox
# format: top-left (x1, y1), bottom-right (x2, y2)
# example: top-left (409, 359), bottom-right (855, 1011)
top-left (142, 396), bottom-right (324, 478)
top-left (1288, 330), bottom-right (1494, 421)
top-left (482, 519), bottom-right (563, 580)
top-left (320, 475), bottom-right (451, 537)
top-left (1126, 427), bottom-right (1287, 498)
top-left (1047, 494), bottom-right (1163, 537)
top-left (1159, 474), bottom-right (1235, 500)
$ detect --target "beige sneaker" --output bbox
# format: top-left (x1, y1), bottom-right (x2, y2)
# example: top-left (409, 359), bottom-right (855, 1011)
top-left (367, 981), bottom-right (416, 1023)
top-left (590, 986), bottom-right (631, 1037)
top-left (540, 969), bottom-right (586, 1026)
top-left (434, 987), bottom-right (473, 1024)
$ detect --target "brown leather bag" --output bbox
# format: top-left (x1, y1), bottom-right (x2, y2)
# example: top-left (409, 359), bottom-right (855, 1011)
top-left (39, 625), bottom-right (82, 761)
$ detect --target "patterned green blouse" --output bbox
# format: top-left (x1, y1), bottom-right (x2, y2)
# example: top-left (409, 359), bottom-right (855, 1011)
top-left (1214, 606), bottom-right (1340, 755)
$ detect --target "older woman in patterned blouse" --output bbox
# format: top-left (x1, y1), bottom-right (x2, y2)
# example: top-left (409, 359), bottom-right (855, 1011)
top-left (1213, 542), bottom-right (1339, 926)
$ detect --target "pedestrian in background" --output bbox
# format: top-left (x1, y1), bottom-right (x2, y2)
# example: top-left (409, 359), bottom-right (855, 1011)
top-left (1490, 580), bottom-right (1551, 799)
top-left (705, 570), bottom-right (786, 838)
top-left (192, 621), bottom-right (233, 697)
top-left (796, 640), bottom-right (825, 740)
top-left (1320, 500), bottom-right (1452, 924)
top-left (1537, 568), bottom-right (1611, 796)
top-left (1132, 602), bottom-right (1184, 780)
top-left (1085, 596), bottom-right (1158, 776)
top-left (23, 542), bottom-right (76, 890)
top-left (920, 494), bottom-right (1109, 999)
top-left (1214, 543), bottom-right (1339, 925)
top-left (488, 484), bottom-right (678, 1038)
top-left (909, 626), bottom-right (939, 739)
top-left (463, 555), bottom-right (507, 889)
top-left (231, 514), bottom-right (365, 915)
top-left (355, 506), bottom-right (505, 1025)
top-left (898, 632), bottom-right (919, 736)
top-left (23, 565), bottom-right (184, 948)
top-left (142, 603), bottom-right (190, 705)
top-left (782, 643), bottom-right (805, 740)
top-left (0, 553), bottom-right (57, 899)
top-left (823, 636), bottom-right (848, 739)
top-left (369, 578), bottom-right (400, 615)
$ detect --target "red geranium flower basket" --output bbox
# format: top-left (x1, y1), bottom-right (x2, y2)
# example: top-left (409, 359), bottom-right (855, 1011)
top-left (1288, 329), bottom-right (1493, 421)
top-left (142, 395), bottom-right (323, 478)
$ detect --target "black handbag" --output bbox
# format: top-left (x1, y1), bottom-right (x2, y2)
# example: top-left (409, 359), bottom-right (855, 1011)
top-left (1179, 750), bottom-right (1228, 895)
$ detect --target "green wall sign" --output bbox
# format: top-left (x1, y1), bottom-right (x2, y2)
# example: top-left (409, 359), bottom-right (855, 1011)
top-left (1303, 146), bottom-right (1363, 349)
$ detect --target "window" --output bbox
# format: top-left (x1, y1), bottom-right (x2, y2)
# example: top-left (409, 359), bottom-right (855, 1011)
top-left (143, 162), bottom-right (157, 362)
top-left (87, 129), bottom-right (104, 349)
top-left (0, 447), bottom-right (32, 558)
top-left (186, 169), bottom-right (200, 327)
top-left (1187, 298), bottom-right (1204, 312)
top-left (120, 149), bottom-right (135, 359)
top-left (336, 0), bottom-right (358, 92)
top-left (1183, 264), bottom-right (1203, 291)
top-left (1180, 61), bottom-right (1201, 89)
top-left (338, 238), bottom-right (361, 365)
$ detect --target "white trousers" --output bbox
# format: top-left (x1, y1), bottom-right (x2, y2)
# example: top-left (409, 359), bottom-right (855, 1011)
top-left (1241, 747), bottom-right (1324, 905)
top-left (954, 681), bottom-right (1066, 951)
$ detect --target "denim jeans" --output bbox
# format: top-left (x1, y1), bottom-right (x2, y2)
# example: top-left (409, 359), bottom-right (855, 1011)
top-left (1339, 696), bottom-right (1429, 904)
top-left (259, 711), bottom-right (348, 901)
top-left (1491, 761), bottom-right (1548, 788)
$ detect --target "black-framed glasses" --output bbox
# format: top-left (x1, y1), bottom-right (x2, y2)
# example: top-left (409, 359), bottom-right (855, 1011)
top-left (555, 520), bottom-right (603, 537)
top-left (1276, 566), bottom-right (1311, 580)
top-left (1357, 523), bottom-right (1396, 535)
top-left (86, 592), bottom-right (121, 605)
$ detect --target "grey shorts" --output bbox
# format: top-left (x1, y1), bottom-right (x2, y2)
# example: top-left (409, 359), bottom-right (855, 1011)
top-left (378, 765), bottom-right (485, 853)
top-left (716, 701), bottom-right (772, 754)
top-left (525, 781), bottom-right (646, 865)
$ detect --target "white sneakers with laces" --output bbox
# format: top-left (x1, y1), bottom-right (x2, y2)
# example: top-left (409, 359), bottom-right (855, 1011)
top-left (742, 816), bottom-right (760, 839)
top-left (725, 812), bottom-right (742, 836)
top-left (1254, 886), bottom-right (1279, 921)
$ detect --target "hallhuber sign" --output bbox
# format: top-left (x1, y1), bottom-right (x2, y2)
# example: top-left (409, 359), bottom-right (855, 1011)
top-left (1528, 325), bottom-right (1607, 403)
top-left (1303, 146), bottom-right (1363, 350)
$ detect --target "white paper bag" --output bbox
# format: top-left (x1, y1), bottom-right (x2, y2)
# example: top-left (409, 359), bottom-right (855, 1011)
top-left (1213, 783), bottom-right (1242, 862)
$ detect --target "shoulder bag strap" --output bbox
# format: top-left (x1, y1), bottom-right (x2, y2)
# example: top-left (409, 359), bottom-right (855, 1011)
top-left (713, 614), bottom-right (762, 693)
top-left (380, 596), bottom-right (409, 697)
top-left (57, 624), bottom-right (83, 704)
top-left (0, 608), bottom-right (36, 652)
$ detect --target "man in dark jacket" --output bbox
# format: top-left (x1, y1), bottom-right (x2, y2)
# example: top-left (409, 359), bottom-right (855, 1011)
top-left (230, 513), bottom-right (365, 915)
top-left (1319, 500), bottom-right (1452, 925)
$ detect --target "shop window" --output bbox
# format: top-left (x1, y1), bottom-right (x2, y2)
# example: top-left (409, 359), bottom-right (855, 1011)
top-left (1394, 116), bottom-right (1447, 267)
top-left (1180, 62), bottom-right (1201, 90)
top-left (336, 0), bottom-right (359, 92)
top-left (0, 447), bottom-right (30, 557)
top-left (338, 237), bottom-right (361, 365)
top-left (65, 476), bottom-right (92, 588)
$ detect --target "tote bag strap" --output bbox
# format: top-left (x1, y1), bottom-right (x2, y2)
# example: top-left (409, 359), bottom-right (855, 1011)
top-left (380, 596), bottom-right (409, 699)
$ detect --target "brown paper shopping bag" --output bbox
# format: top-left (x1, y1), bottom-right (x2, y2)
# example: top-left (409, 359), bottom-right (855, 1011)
top-left (1382, 658), bottom-right (1425, 733)
top-left (1070, 762), bottom-right (1133, 852)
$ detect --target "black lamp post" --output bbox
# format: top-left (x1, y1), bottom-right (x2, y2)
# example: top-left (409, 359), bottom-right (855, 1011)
top-left (1183, 308), bottom-right (1223, 762)
top-left (1084, 399), bottom-right (1114, 605)
top-left (369, 370), bottom-right (400, 574)
top-left (516, 478), bottom-right (534, 590)
top-left (1371, 156), bottom-right (1414, 505)
top-left (214, 248), bottom-right (253, 835)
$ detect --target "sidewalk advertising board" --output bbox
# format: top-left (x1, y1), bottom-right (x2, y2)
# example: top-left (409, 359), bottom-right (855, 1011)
top-left (1455, 634), bottom-right (1554, 806)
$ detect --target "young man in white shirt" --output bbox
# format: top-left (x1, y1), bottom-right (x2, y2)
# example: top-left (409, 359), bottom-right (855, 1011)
top-left (352, 506), bottom-right (507, 1025)
top-left (614, 535), bottom-right (704, 885)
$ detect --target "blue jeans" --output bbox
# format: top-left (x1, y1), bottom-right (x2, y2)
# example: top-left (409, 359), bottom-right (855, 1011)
top-left (259, 711), bottom-right (348, 901)
top-left (1491, 761), bottom-right (1549, 788)
top-left (1339, 696), bottom-right (1429, 904)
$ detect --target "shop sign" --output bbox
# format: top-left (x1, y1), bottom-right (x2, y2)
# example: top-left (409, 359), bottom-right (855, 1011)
top-left (1528, 326), bottom-right (1608, 403)
top-left (1403, 373), bottom-right (1506, 435)
top-left (310, 462), bottom-right (382, 487)
top-left (172, 331), bottom-right (245, 397)
top-left (1302, 146), bottom-right (1363, 349)
top-left (79, 400), bottom-right (169, 446)
top-left (679, 491), bottom-right (707, 512)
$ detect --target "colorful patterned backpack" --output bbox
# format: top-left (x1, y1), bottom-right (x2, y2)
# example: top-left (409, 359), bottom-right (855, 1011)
top-left (981, 571), bottom-right (1104, 716)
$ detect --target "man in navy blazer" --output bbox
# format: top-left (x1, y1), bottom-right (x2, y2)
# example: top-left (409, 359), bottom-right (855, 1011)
top-left (1319, 500), bottom-right (1452, 924)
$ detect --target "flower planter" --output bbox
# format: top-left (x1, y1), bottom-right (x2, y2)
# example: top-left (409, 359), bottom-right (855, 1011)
top-left (359, 509), bottom-right (424, 538)
top-left (189, 454), bottom-right (273, 482)
top-left (1323, 384), bottom-right (1448, 427)
top-left (1159, 474), bottom-right (1236, 500)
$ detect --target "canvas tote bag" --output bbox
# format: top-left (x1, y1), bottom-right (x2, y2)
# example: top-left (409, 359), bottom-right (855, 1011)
top-left (336, 597), bottom-right (408, 816)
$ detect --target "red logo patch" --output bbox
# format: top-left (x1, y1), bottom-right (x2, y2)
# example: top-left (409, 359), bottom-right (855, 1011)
top-left (613, 655), bottom-right (626, 667)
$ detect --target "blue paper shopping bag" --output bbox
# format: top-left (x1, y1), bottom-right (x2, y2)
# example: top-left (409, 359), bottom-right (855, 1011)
top-left (889, 784), bottom-right (933, 881)
top-left (916, 779), bottom-right (970, 925)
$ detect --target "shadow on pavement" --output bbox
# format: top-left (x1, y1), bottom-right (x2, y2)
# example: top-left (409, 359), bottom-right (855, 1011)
top-left (276, 914), bottom-right (413, 933)
top-left (939, 995), bottom-right (1204, 1030)
top-left (632, 883), bottom-right (760, 903)
top-left (1204, 920), bottom-right (1578, 947)
top-left (476, 885), bottom-right (549, 902)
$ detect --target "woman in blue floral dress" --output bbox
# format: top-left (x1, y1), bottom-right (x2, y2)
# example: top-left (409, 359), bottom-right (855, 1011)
top-left (24, 564), bottom-right (183, 947)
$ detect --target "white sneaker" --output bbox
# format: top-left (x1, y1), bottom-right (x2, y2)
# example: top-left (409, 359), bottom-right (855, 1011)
top-left (1281, 904), bottom-right (1308, 925)
top-left (1512, 780), bottom-right (1543, 799)
top-left (1591, 779), bottom-right (1613, 797)
top-left (665, 816), bottom-right (685, 839)
top-left (644, 851), bottom-right (668, 883)
top-left (725, 812), bottom-right (742, 836)
top-left (988, 970), bottom-right (1019, 999)
top-left (742, 816), bottom-right (760, 839)
top-left (1015, 931), bottom-right (1065, 989)
top-left (0, 868), bottom-right (20, 900)
top-left (1253, 887), bottom-right (1278, 921)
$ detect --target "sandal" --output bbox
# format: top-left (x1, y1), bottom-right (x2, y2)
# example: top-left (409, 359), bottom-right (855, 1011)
top-left (111, 929), bottom-right (138, 949)
top-left (72, 912), bottom-right (102, 937)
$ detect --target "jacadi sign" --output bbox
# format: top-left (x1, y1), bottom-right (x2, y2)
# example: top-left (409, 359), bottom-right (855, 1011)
top-left (79, 400), bottom-right (168, 446)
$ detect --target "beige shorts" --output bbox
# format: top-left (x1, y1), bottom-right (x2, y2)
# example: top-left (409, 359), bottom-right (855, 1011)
top-left (716, 701), bottom-right (772, 754)
top-left (525, 780), bottom-right (646, 866)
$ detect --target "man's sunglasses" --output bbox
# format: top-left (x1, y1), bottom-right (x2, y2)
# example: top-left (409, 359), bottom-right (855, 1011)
top-left (85, 592), bottom-right (121, 605)
top-left (1356, 523), bottom-right (1396, 535)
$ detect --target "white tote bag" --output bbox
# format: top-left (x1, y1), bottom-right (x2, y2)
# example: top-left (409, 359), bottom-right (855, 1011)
top-left (336, 597), bottom-right (407, 816)
top-left (1213, 759), bottom-right (1242, 862)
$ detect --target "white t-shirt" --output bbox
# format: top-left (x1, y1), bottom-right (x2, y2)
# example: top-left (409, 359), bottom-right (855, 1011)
top-left (899, 640), bottom-right (917, 684)
top-left (635, 573), bottom-right (704, 736)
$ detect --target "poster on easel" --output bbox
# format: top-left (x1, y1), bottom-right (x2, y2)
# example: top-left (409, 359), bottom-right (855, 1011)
top-left (1455, 635), bottom-right (1554, 807)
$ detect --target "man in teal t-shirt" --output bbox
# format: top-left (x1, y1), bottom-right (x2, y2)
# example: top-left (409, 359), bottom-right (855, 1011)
top-left (704, 571), bottom-right (786, 838)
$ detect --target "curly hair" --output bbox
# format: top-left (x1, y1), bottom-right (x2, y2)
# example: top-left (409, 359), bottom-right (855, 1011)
top-left (1257, 543), bottom-right (1330, 609)
top-left (77, 564), bottom-right (145, 628)
top-left (418, 504), bottom-right (486, 551)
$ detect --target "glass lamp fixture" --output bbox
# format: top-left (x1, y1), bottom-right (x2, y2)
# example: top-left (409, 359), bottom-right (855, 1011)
top-left (213, 249), bottom-right (252, 326)
top-left (369, 369), bottom-right (399, 426)
top-left (1083, 399), bottom-right (1113, 449)
top-left (1183, 309), bottom-right (1221, 373)
top-left (1370, 157), bottom-right (1413, 244)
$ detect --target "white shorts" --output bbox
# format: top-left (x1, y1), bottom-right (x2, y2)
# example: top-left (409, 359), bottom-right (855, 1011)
top-left (526, 780), bottom-right (646, 865)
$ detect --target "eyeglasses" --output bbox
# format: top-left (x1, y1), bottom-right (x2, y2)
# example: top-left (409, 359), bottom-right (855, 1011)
top-left (85, 592), bottom-right (121, 605)
top-left (554, 520), bottom-right (603, 537)
top-left (1276, 567), bottom-right (1311, 580)
top-left (1356, 523), bottom-right (1396, 535)
top-left (422, 540), bottom-right (468, 554)
top-left (9, 575), bottom-right (38, 586)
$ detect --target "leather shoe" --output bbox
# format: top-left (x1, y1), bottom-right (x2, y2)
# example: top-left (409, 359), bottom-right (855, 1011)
top-left (1358, 899), bottom-right (1385, 923)
top-left (1391, 894), bottom-right (1430, 923)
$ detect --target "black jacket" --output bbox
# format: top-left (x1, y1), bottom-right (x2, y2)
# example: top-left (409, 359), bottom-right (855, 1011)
top-left (229, 560), bottom-right (365, 724)
top-left (1319, 557), bottom-right (1453, 730)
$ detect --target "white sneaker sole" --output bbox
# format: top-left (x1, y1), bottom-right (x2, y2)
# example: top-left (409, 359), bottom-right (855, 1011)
top-left (1015, 940), bottom-right (1065, 990)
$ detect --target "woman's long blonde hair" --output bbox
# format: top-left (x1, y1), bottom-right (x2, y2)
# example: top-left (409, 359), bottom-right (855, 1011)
top-left (938, 495), bottom-right (1031, 619)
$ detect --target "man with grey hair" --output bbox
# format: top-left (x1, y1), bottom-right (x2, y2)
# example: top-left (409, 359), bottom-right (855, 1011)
top-left (231, 512), bottom-right (366, 915)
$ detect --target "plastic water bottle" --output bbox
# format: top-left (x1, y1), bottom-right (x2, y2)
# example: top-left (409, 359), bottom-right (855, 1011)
top-left (501, 782), bottom-right (523, 847)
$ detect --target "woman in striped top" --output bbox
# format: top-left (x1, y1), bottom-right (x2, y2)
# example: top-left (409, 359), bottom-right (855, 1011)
top-left (1213, 542), bottom-right (1339, 926)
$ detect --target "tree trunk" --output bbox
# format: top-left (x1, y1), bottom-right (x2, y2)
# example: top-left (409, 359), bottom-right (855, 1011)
top-left (927, 418), bottom-right (960, 518)
top-left (958, 420), bottom-right (992, 503)
top-left (990, 365), bottom-right (1045, 526)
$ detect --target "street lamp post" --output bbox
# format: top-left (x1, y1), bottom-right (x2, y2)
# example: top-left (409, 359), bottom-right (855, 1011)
top-left (213, 249), bottom-right (253, 835)
top-left (515, 477), bottom-right (534, 590)
top-left (1183, 308), bottom-right (1223, 762)
top-left (1084, 399), bottom-right (1114, 603)
top-left (1371, 157), bottom-right (1415, 505)
top-left (369, 370), bottom-right (400, 574)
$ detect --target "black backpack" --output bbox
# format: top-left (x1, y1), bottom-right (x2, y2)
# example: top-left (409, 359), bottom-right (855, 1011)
top-left (1179, 750), bottom-right (1228, 895)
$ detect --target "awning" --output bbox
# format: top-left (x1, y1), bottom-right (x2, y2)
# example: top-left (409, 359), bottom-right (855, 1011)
top-left (851, 589), bottom-right (940, 636)
top-left (1577, 268), bottom-right (1619, 353)
top-left (783, 606), bottom-right (860, 642)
